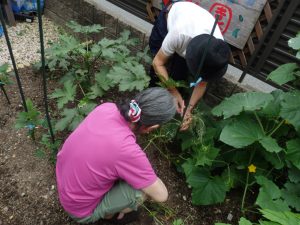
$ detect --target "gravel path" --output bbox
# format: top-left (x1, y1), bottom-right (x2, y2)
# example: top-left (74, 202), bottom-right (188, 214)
top-left (0, 16), bottom-right (59, 69)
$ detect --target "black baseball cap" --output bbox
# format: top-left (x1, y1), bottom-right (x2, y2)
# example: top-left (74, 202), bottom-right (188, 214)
top-left (186, 34), bottom-right (230, 82)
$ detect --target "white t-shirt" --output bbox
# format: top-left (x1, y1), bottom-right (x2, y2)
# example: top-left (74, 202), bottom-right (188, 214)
top-left (161, 2), bottom-right (223, 58)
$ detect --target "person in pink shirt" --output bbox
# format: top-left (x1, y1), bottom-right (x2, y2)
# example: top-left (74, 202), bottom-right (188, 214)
top-left (56, 87), bottom-right (176, 224)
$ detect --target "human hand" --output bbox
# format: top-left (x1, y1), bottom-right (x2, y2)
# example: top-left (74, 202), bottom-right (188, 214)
top-left (180, 108), bottom-right (193, 131)
top-left (168, 88), bottom-right (185, 116)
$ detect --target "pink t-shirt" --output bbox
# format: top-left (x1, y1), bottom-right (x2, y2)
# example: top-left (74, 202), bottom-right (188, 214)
top-left (56, 103), bottom-right (157, 218)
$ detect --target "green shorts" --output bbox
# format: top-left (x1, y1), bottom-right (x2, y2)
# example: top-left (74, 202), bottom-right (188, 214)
top-left (70, 181), bottom-right (143, 224)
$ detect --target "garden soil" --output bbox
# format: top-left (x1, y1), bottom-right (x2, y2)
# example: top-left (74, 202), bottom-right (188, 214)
top-left (0, 67), bottom-right (244, 225)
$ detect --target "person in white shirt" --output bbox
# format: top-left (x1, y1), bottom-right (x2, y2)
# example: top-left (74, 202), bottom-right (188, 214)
top-left (149, 1), bottom-right (230, 130)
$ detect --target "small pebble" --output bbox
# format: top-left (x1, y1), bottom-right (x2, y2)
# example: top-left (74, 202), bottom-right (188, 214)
top-left (183, 195), bottom-right (187, 201)
top-left (227, 212), bottom-right (233, 221)
top-left (21, 192), bottom-right (26, 197)
top-left (0, 17), bottom-right (59, 67)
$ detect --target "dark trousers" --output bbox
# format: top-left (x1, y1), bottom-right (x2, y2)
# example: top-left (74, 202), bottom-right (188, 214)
top-left (148, 4), bottom-right (189, 87)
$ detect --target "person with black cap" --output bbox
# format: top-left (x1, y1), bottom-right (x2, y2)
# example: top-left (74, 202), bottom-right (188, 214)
top-left (149, 1), bottom-right (231, 130)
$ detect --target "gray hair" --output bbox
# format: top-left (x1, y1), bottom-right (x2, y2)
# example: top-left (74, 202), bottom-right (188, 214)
top-left (117, 87), bottom-right (176, 126)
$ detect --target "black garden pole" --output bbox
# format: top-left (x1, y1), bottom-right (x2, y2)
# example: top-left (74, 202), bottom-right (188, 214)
top-left (0, 84), bottom-right (10, 104)
top-left (0, 5), bottom-right (27, 111)
top-left (36, 0), bottom-right (55, 143)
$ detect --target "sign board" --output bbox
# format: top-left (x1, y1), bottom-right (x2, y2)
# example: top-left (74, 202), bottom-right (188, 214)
top-left (152, 0), bottom-right (267, 49)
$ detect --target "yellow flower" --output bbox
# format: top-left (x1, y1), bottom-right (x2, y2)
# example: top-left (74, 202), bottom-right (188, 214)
top-left (248, 164), bottom-right (256, 173)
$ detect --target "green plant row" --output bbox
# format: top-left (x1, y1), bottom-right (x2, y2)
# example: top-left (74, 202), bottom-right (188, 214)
top-left (15, 21), bottom-right (151, 160)
top-left (149, 32), bottom-right (300, 224)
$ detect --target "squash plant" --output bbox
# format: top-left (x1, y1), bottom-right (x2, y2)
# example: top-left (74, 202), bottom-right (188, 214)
top-left (0, 63), bottom-right (11, 86)
top-left (153, 33), bottom-right (300, 215)
top-left (181, 33), bottom-right (300, 209)
top-left (44, 21), bottom-right (150, 132)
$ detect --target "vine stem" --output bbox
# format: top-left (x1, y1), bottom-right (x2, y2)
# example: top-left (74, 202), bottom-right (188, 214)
top-left (268, 119), bottom-right (285, 137)
top-left (241, 170), bottom-right (249, 211)
top-left (254, 111), bottom-right (265, 134)
top-left (143, 135), bottom-right (166, 152)
top-left (141, 204), bottom-right (164, 225)
top-left (241, 149), bottom-right (256, 211)
top-left (78, 83), bottom-right (86, 96)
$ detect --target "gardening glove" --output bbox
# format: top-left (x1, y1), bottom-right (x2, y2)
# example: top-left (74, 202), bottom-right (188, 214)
top-left (168, 88), bottom-right (185, 116)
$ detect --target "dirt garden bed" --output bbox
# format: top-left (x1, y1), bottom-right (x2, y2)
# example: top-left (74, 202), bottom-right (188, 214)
top-left (0, 11), bottom-right (293, 225)
top-left (0, 62), bottom-right (246, 225)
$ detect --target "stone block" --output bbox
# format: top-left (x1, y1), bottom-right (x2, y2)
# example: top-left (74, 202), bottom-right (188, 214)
top-left (44, 9), bottom-right (67, 29)
top-left (92, 32), bottom-right (105, 42)
top-left (44, 0), bottom-right (57, 10)
top-left (80, 0), bottom-right (95, 23)
top-left (104, 13), bottom-right (118, 36)
top-left (116, 21), bottom-right (130, 36)
top-left (72, 0), bottom-right (82, 13)
top-left (63, 0), bottom-right (75, 8)
top-left (93, 9), bottom-right (105, 26)
top-left (104, 31), bottom-right (117, 40)
top-left (130, 27), bottom-right (145, 51)
top-left (58, 6), bottom-right (74, 22)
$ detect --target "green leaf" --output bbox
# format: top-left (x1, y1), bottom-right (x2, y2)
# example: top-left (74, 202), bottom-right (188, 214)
top-left (220, 115), bottom-right (264, 148)
top-left (267, 63), bottom-right (298, 85)
top-left (45, 34), bottom-right (79, 70)
top-left (54, 108), bottom-right (78, 132)
top-left (107, 62), bottom-right (150, 91)
top-left (260, 209), bottom-right (300, 225)
top-left (255, 176), bottom-right (289, 211)
top-left (186, 168), bottom-right (227, 205)
top-left (67, 21), bottom-right (104, 34)
top-left (15, 99), bottom-right (41, 129)
top-left (259, 136), bottom-right (282, 153)
top-left (261, 151), bottom-right (285, 169)
top-left (281, 182), bottom-right (300, 211)
top-left (193, 145), bottom-right (219, 166)
top-left (173, 219), bottom-right (184, 225)
top-left (157, 74), bottom-right (188, 89)
top-left (288, 167), bottom-right (300, 183)
top-left (88, 68), bottom-right (114, 99)
top-left (286, 139), bottom-right (300, 170)
top-left (78, 102), bottom-right (97, 116)
top-left (261, 90), bottom-right (284, 117)
top-left (35, 149), bottom-right (46, 159)
top-left (259, 221), bottom-right (280, 225)
top-left (288, 34), bottom-right (300, 50)
top-left (239, 217), bottom-right (252, 225)
top-left (221, 167), bottom-right (240, 190)
top-left (50, 80), bottom-right (76, 109)
top-left (212, 92), bottom-right (273, 119)
top-left (0, 63), bottom-right (9, 73)
top-left (280, 91), bottom-right (300, 131)
top-left (182, 158), bottom-right (196, 177)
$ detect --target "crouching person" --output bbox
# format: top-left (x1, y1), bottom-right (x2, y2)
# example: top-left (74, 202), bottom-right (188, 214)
top-left (56, 87), bottom-right (176, 224)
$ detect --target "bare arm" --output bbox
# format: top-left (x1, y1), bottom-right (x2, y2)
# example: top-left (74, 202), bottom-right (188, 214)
top-left (188, 82), bottom-right (207, 108)
top-left (142, 178), bottom-right (168, 203)
top-left (152, 49), bottom-right (170, 80)
top-left (153, 49), bottom-right (185, 115)
top-left (180, 82), bottom-right (207, 131)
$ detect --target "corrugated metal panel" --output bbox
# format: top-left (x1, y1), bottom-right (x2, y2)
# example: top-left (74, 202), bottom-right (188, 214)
top-left (106, 0), bottom-right (150, 21)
